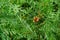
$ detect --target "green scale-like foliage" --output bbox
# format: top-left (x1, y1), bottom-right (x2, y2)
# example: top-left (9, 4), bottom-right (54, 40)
top-left (0, 0), bottom-right (60, 40)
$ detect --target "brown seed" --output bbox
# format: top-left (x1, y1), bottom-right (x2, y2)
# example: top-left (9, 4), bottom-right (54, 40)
top-left (33, 16), bottom-right (40, 22)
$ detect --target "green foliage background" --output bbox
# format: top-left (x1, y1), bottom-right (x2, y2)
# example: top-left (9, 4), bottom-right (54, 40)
top-left (0, 0), bottom-right (60, 40)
